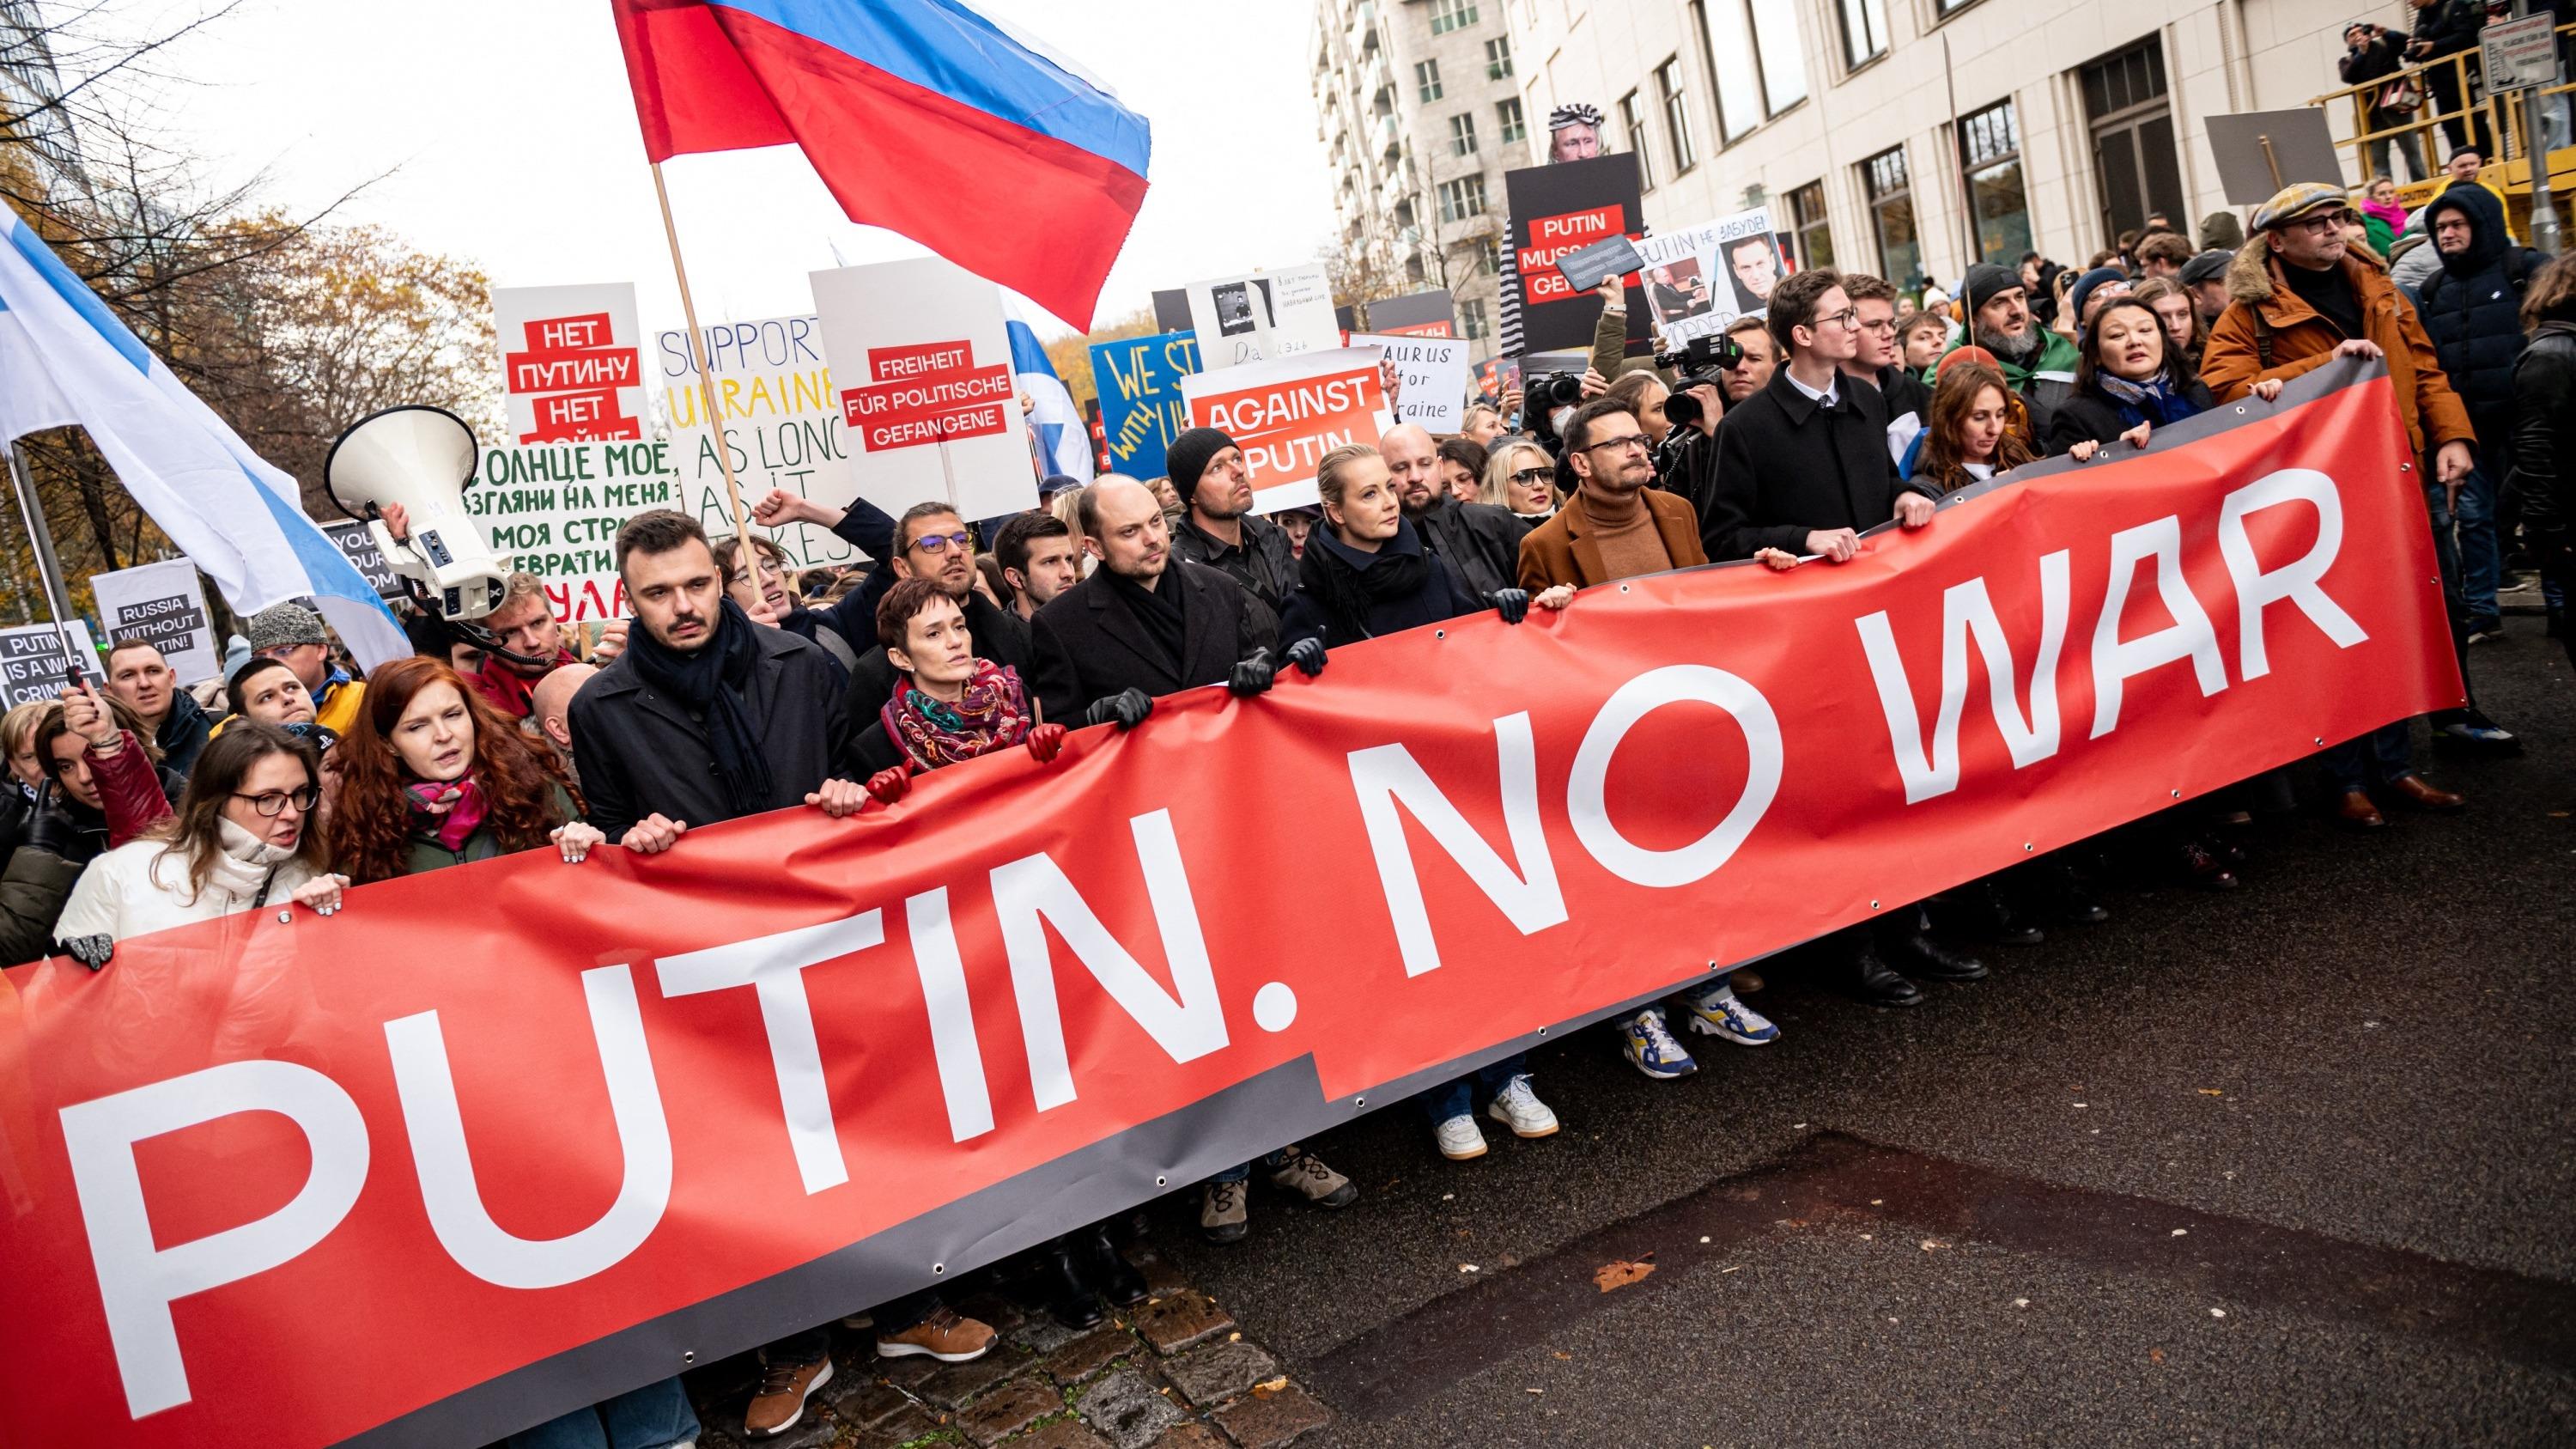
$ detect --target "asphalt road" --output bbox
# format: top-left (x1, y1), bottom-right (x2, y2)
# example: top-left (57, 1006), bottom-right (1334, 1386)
top-left (1157, 630), bottom-right (2576, 1448)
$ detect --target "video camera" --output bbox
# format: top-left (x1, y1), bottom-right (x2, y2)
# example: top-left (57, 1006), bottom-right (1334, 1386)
top-left (1522, 370), bottom-right (1589, 447)
top-left (1654, 332), bottom-right (1747, 431)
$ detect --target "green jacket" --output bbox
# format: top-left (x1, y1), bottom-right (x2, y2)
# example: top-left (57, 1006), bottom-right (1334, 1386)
top-left (402, 783), bottom-right (578, 876)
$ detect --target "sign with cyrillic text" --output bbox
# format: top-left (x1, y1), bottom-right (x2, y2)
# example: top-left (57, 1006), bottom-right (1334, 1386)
top-left (810, 259), bottom-right (1036, 522)
top-left (1634, 206), bottom-right (1783, 352)
top-left (86, 560), bottom-right (216, 683)
top-left (492, 284), bottom-right (649, 446)
top-left (1181, 347), bottom-right (1395, 513)
top-left (0, 367), bottom-right (2456, 1449)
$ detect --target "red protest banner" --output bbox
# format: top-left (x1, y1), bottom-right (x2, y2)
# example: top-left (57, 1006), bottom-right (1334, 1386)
top-left (1181, 347), bottom-right (1393, 512)
top-left (0, 368), bottom-right (2454, 1449)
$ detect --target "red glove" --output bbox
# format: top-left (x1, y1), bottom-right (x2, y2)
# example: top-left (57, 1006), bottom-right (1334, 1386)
top-left (865, 763), bottom-right (911, 805)
top-left (1026, 723), bottom-right (1067, 764)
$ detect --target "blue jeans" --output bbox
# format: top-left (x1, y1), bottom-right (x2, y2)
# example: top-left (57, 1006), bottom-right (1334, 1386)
top-left (2454, 468), bottom-right (2501, 624)
top-left (507, 1376), bottom-right (698, 1449)
top-left (1421, 1053), bottom-right (1530, 1124)
top-left (1210, 1148), bottom-right (1297, 1185)
top-left (2321, 721), bottom-right (2416, 795)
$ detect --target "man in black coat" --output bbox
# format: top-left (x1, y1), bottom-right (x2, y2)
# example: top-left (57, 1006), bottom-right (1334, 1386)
top-left (1030, 478), bottom-right (1303, 724)
top-left (1379, 423), bottom-right (1528, 598)
top-left (1163, 427), bottom-right (1300, 617)
top-left (2404, 0), bottom-right (2493, 157)
top-left (1704, 267), bottom-right (1984, 1008)
top-left (841, 501), bottom-right (1033, 728)
top-left (2417, 182), bottom-right (2547, 639)
top-left (1840, 272), bottom-right (1931, 464)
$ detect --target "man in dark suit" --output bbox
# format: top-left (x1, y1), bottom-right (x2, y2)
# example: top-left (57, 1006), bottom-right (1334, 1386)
top-left (841, 501), bottom-right (1033, 729)
top-left (1706, 268), bottom-right (1986, 1009)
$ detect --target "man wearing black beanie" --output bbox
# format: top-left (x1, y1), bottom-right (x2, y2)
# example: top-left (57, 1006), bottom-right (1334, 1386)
top-left (1164, 426), bottom-right (1299, 616)
top-left (1935, 260), bottom-right (2079, 436)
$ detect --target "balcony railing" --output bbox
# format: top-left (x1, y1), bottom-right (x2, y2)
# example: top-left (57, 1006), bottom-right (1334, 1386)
top-left (2308, 22), bottom-right (2573, 206)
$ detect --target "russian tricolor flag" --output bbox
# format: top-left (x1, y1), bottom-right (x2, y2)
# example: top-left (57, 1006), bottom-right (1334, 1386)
top-left (612, 0), bottom-right (1151, 329)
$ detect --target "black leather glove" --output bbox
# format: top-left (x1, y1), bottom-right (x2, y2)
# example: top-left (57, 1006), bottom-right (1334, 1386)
top-left (1489, 588), bottom-right (1531, 624)
top-left (1083, 687), bottom-right (1155, 730)
top-left (62, 935), bottom-right (112, 971)
top-left (1229, 648), bottom-right (1278, 697)
top-left (1285, 636), bottom-right (1327, 677)
top-left (22, 804), bottom-right (87, 860)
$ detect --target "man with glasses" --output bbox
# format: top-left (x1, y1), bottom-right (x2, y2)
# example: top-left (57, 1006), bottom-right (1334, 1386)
top-left (841, 502), bottom-right (1034, 729)
top-left (1707, 268), bottom-right (1986, 1009)
top-left (1516, 395), bottom-right (1777, 1078)
top-left (1840, 273), bottom-right (1932, 462)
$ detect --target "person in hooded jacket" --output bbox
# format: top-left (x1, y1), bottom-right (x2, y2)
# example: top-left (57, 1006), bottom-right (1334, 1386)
top-left (2414, 181), bottom-right (2549, 640)
top-left (49, 722), bottom-right (342, 967)
top-left (2508, 253), bottom-right (2576, 658)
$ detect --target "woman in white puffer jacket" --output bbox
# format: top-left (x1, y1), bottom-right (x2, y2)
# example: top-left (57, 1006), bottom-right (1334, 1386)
top-left (53, 722), bottom-right (347, 966)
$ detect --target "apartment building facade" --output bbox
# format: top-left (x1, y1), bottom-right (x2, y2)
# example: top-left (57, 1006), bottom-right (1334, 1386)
top-left (1501, 0), bottom-right (2397, 293)
top-left (1312, 0), bottom-right (1536, 344)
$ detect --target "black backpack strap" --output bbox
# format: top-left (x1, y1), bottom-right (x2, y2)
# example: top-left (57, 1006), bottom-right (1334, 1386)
top-left (2253, 310), bottom-right (2274, 371)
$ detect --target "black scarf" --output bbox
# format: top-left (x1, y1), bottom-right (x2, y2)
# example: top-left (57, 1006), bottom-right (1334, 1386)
top-left (1298, 518), bottom-right (1435, 646)
top-left (625, 596), bottom-right (773, 816)
top-left (1106, 565), bottom-right (1188, 673)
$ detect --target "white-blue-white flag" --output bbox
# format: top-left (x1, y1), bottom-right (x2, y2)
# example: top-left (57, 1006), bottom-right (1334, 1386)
top-left (0, 204), bottom-right (407, 670)
top-left (1004, 301), bottom-right (1095, 483)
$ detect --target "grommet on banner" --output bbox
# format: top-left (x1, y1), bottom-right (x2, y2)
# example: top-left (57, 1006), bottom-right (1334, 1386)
top-left (2399, 462), bottom-right (2413, 472)
top-left (1354, 1096), bottom-right (1367, 1108)
top-left (1434, 630), bottom-right (1444, 639)
top-left (1155, 1175), bottom-right (1168, 1187)
top-left (1536, 1026), bottom-right (1547, 1036)
top-left (2023, 843), bottom-right (2035, 852)
top-left (2169, 789), bottom-right (2181, 798)
top-left (1619, 583), bottom-right (1631, 593)
top-left (681, 1350), bottom-right (696, 1366)
top-left (1869, 899), bottom-right (1880, 910)
top-left (932, 1263), bottom-right (946, 1275)
top-left (2314, 736), bottom-right (2324, 745)
top-left (276, 910), bottom-right (292, 924)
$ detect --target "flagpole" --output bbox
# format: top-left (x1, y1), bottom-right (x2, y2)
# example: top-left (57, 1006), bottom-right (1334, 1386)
top-left (3, 438), bottom-right (86, 677)
top-left (647, 161), bottom-right (753, 548)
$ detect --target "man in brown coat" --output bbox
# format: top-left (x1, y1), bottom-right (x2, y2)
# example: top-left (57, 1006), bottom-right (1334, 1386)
top-left (2198, 181), bottom-right (2494, 827)
top-left (1518, 396), bottom-right (1709, 592)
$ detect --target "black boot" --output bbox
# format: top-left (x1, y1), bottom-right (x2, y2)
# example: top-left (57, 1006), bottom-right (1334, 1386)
top-left (1894, 929), bottom-right (1988, 982)
top-left (1855, 948), bottom-right (1924, 1008)
top-left (1966, 879), bottom-right (2043, 945)
top-left (1034, 1237), bottom-right (1103, 1330)
top-left (2173, 838), bottom-right (2239, 891)
top-left (1080, 1225), bottom-right (1149, 1308)
top-left (2040, 857), bottom-right (2110, 924)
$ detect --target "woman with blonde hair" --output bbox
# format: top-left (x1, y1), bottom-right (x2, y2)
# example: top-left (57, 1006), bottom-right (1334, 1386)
top-left (1478, 435), bottom-right (1563, 524)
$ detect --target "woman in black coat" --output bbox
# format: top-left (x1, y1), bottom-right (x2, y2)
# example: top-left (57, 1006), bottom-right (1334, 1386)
top-left (2508, 254), bottom-right (2576, 665)
top-left (2045, 299), bottom-right (2281, 460)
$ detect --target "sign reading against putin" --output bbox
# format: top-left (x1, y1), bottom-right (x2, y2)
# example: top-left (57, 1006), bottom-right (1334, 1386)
top-left (1181, 347), bottom-right (1396, 513)
top-left (810, 259), bottom-right (1037, 522)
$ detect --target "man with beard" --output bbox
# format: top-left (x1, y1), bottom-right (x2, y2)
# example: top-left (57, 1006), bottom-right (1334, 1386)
top-left (1938, 262), bottom-right (2081, 441)
top-left (841, 502), bottom-right (1034, 728)
top-left (1378, 423), bottom-right (1528, 599)
top-left (993, 511), bottom-right (1083, 624)
top-left (1163, 426), bottom-right (1299, 616)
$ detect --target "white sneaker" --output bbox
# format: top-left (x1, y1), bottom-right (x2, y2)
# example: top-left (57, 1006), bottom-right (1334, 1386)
top-left (1676, 980), bottom-right (1778, 1045)
top-left (1435, 1112), bottom-right (1488, 1160)
top-left (1485, 1075), bottom-right (1560, 1138)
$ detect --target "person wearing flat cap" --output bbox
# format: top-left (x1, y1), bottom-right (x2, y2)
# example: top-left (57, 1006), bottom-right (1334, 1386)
top-left (2199, 180), bottom-right (2500, 825)
top-left (1163, 426), bottom-right (1299, 616)
top-left (2178, 249), bottom-right (2234, 333)
top-left (1933, 260), bottom-right (2081, 441)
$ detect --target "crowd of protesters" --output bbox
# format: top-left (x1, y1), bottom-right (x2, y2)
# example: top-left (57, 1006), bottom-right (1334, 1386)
top-left (4, 94), bottom-right (2573, 1444)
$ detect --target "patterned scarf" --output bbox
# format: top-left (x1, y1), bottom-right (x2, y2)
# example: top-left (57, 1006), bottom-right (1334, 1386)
top-left (406, 777), bottom-right (489, 853)
top-left (882, 661), bottom-right (1032, 770)
top-left (2095, 372), bottom-right (2203, 429)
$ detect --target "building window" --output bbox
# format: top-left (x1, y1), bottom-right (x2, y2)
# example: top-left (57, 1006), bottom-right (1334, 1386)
top-left (1838, 0), bottom-right (1888, 69)
top-left (1862, 144), bottom-right (1918, 287)
top-left (1406, 254), bottom-right (1427, 283)
top-left (1449, 112), bottom-right (1479, 155)
top-left (1958, 98), bottom-right (2031, 266)
top-left (1655, 57), bottom-right (1698, 174)
top-left (1438, 174), bottom-right (1487, 222)
top-left (1789, 180), bottom-right (1834, 269)
top-left (1695, 0), bottom-right (1806, 143)
top-left (2081, 40), bottom-right (2184, 245)
top-left (1431, 0), bottom-right (1478, 35)
top-left (1416, 59), bottom-right (1443, 103)
top-left (1460, 297), bottom-right (1490, 340)
top-left (1619, 90), bottom-right (1657, 189)
top-left (1498, 97), bottom-right (1527, 145)
top-left (1936, 0), bottom-right (1978, 13)
top-left (1485, 35), bottom-right (1514, 81)
top-left (1476, 236), bottom-right (1502, 275)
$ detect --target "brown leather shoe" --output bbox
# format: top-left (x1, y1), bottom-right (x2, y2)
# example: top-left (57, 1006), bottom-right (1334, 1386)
top-left (2336, 791), bottom-right (2387, 830)
top-left (2387, 775), bottom-right (2464, 812)
top-left (744, 1351), bottom-right (832, 1437)
top-left (875, 1306), bottom-right (995, 1363)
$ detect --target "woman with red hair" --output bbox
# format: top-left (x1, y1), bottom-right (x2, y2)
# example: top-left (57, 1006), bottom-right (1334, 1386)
top-left (325, 656), bottom-right (602, 883)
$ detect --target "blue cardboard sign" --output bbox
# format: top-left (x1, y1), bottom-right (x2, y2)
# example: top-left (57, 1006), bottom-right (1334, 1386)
top-left (1090, 330), bottom-right (1200, 480)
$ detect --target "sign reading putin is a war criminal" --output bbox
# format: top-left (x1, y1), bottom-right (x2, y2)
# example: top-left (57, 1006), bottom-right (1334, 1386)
top-left (492, 283), bottom-right (650, 445)
top-left (1181, 347), bottom-right (1395, 513)
top-left (656, 315), bottom-right (865, 573)
top-left (809, 259), bottom-right (1038, 523)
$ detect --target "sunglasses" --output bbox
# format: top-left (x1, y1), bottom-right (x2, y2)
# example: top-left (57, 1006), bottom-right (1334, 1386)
top-left (1509, 466), bottom-right (1554, 485)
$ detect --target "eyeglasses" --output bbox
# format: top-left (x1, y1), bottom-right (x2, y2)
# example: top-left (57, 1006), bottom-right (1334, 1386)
top-left (910, 530), bottom-right (975, 555)
top-left (1583, 434), bottom-right (1652, 454)
top-left (1815, 307), bottom-right (1861, 331)
top-left (234, 785), bottom-right (320, 817)
top-left (1510, 466), bottom-right (1554, 485)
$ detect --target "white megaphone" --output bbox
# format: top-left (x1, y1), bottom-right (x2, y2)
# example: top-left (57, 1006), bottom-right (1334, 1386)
top-left (325, 405), bottom-right (512, 622)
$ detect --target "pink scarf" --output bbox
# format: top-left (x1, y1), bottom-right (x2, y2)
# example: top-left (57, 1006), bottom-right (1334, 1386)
top-left (406, 777), bottom-right (489, 852)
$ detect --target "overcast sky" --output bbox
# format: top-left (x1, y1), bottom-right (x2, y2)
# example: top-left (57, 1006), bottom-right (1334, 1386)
top-left (87, 0), bottom-right (1334, 337)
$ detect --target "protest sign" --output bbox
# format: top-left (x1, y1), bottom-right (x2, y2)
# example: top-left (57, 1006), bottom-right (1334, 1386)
top-left (86, 560), bottom-right (216, 683)
top-left (654, 315), bottom-right (865, 571)
top-left (1182, 265), bottom-right (1339, 368)
top-left (1633, 207), bottom-right (1783, 351)
top-left (1090, 330), bottom-right (1200, 480)
top-left (1352, 332), bottom-right (1471, 432)
top-left (1182, 346), bottom-right (1394, 512)
top-left (1502, 153), bottom-right (1650, 355)
top-left (0, 619), bottom-right (100, 706)
top-left (0, 363), bottom-right (2456, 1449)
top-left (810, 259), bottom-right (1037, 523)
top-left (1364, 289), bottom-right (1458, 338)
top-left (491, 284), bottom-right (649, 446)
top-left (319, 520), bottom-right (406, 601)
top-left (469, 440), bottom-right (684, 623)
